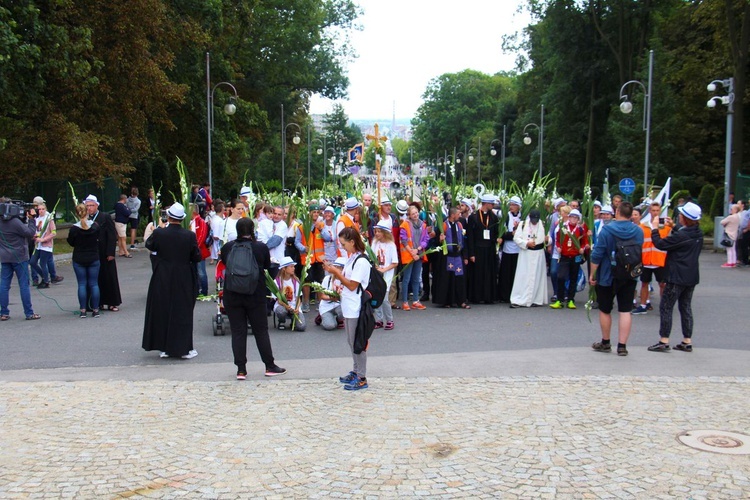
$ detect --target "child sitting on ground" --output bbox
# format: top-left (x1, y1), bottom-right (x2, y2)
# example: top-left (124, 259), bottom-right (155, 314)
top-left (273, 256), bottom-right (306, 331)
top-left (315, 257), bottom-right (347, 330)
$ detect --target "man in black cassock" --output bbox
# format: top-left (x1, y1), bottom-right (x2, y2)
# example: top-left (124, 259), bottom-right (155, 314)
top-left (142, 203), bottom-right (202, 359)
top-left (84, 195), bottom-right (122, 311)
top-left (433, 207), bottom-right (469, 308)
top-left (497, 196), bottom-right (522, 303)
top-left (466, 195), bottom-right (500, 304)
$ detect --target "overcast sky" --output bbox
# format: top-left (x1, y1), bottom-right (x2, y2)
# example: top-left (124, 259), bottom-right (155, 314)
top-left (309, 0), bottom-right (531, 121)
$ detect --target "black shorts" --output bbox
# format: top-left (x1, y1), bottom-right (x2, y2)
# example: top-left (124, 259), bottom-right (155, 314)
top-left (128, 217), bottom-right (140, 230)
top-left (305, 262), bottom-right (324, 284)
top-left (596, 279), bottom-right (638, 314)
top-left (640, 266), bottom-right (666, 284)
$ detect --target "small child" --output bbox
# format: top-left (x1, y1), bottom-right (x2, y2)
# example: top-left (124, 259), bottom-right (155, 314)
top-left (372, 219), bottom-right (399, 330)
top-left (315, 257), bottom-right (347, 330)
top-left (273, 256), bottom-right (306, 331)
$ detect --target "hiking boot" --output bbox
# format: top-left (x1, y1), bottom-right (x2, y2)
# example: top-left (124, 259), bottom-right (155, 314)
top-left (339, 371), bottom-right (357, 384)
top-left (550, 300), bottom-right (563, 309)
top-left (591, 342), bottom-right (611, 353)
top-left (567, 300), bottom-right (576, 310)
top-left (617, 345), bottom-right (628, 356)
top-left (265, 365), bottom-right (287, 377)
top-left (384, 321), bottom-right (394, 330)
top-left (673, 342), bottom-right (692, 352)
top-left (344, 376), bottom-right (368, 391)
top-left (647, 342), bottom-right (670, 352)
top-left (632, 305), bottom-right (648, 315)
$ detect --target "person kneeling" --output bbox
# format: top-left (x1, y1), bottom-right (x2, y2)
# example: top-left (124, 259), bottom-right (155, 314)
top-left (273, 256), bottom-right (306, 331)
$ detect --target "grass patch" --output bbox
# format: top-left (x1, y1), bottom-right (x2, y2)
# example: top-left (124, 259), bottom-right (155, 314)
top-left (53, 240), bottom-right (74, 255)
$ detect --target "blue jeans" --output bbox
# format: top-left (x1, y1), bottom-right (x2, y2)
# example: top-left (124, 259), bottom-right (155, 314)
top-left (73, 260), bottom-right (100, 311)
top-left (30, 250), bottom-right (52, 283)
top-left (549, 257), bottom-right (559, 297)
top-left (401, 260), bottom-right (422, 304)
top-left (196, 260), bottom-right (208, 296)
top-left (1, 261), bottom-right (34, 317)
top-left (30, 254), bottom-right (57, 282)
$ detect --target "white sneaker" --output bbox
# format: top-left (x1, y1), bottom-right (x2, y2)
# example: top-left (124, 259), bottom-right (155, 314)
top-left (159, 352), bottom-right (169, 358)
top-left (181, 350), bottom-right (198, 359)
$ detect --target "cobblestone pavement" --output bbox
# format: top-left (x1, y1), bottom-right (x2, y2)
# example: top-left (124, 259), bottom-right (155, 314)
top-left (1, 376), bottom-right (749, 498)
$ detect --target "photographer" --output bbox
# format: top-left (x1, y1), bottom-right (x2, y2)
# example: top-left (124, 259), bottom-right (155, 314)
top-left (0, 198), bottom-right (41, 320)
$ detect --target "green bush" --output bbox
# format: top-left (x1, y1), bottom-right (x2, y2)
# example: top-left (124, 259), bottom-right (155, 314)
top-left (699, 215), bottom-right (714, 237)
top-left (710, 187), bottom-right (725, 217)
top-left (696, 184), bottom-right (716, 214)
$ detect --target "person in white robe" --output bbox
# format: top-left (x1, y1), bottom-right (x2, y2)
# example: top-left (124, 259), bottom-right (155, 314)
top-left (510, 209), bottom-right (548, 307)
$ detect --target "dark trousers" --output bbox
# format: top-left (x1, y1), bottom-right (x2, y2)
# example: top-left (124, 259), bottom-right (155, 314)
top-left (556, 255), bottom-right (581, 302)
top-left (659, 283), bottom-right (695, 339)
top-left (223, 290), bottom-right (275, 369)
top-left (738, 231), bottom-right (750, 265)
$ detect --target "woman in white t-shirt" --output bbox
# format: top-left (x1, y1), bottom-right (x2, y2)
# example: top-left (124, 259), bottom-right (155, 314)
top-left (323, 227), bottom-right (371, 391)
top-left (371, 220), bottom-right (398, 330)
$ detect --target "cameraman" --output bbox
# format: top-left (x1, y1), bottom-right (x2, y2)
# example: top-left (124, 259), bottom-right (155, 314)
top-left (0, 198), bottom-right (40, 320)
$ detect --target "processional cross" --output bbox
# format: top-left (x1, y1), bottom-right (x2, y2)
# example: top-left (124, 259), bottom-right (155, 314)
top-left (366, 123), bottom-right (388, 204)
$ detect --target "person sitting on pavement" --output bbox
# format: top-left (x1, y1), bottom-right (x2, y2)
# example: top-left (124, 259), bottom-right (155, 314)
top-left (273, 256), bottom-right (306, 331)
top-left (315, 256), bottom-right (347, 331)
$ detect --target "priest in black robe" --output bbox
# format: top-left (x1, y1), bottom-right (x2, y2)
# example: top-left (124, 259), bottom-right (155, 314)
top-left (84, 195), bottom-right (122, 311)
top-left (142, 203), bottom-right (202, 358)
top-left (433, 207), bottom-right (469, 308)
top-left (466, 195), bottom-right (500, 304)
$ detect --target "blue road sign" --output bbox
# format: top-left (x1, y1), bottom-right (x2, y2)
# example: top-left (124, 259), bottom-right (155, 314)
top-left (619, 178), bottom-right (636, 195)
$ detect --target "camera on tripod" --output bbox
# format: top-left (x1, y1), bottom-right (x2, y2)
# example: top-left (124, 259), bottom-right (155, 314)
top-left (0, 200), bottom-right (35, 223)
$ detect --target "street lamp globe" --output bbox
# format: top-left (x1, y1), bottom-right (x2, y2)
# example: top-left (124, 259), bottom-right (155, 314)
top-left (224, 103), bottom-right (237, 115)
top-left (292, 134), bottom-right (301, 145)
top-left (490, 148), bottom-right (497, 156)
top-left (523, 135), bottom-right (532, 145)
top-left (468, 155), bottom-right (474, 161)
top-left (619, 100), bottom-right (633, 114)
top-left (707, 83), bottom-right (717, 92)
top-left (316, 148), bottom-right (323, 155)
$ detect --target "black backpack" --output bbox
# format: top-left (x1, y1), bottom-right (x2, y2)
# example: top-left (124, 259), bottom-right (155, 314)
top-left (354, 254), bottom-right (387, 308)
top-left (224, 241), bottom-right (260, 294)
top-left (203, 216), bottom-right (213, 248)
top-left (612, 236), bottom-right (643, 281)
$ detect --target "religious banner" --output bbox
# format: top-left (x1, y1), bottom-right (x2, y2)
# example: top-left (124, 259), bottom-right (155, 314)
top-left (348, 143), bottom-right (364, 163)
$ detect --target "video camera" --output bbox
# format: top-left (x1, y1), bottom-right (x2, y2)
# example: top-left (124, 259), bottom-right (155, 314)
top-left (0, 200), bottom-right (36, 223)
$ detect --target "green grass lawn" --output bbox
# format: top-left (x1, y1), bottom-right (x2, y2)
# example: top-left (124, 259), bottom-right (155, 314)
top-left (53, 240), bottom-right (74, 255)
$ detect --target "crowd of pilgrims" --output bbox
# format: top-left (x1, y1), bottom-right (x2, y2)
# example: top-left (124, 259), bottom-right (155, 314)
top-left (183, 186), bottom-right (640, 334)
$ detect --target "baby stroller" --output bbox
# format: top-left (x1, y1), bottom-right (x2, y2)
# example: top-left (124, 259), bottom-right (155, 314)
top-left (212, 260), bottom-right (228, 336)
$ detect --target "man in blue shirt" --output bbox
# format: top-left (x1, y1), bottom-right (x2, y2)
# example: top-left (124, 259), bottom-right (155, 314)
top-left (588, 201), bottom-right (644, 357)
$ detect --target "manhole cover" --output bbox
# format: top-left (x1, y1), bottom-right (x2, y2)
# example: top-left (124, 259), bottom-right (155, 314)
top-left (677, 430), bottom-right (750, 455)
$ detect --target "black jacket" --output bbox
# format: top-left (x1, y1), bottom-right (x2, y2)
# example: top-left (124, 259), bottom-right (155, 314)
top-left (652, 224), bottom-right (703, 286)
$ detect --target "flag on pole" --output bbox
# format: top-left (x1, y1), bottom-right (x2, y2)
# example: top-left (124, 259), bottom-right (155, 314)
top-left (348, 143), bottom-right (364, 163)
top-left (642, 177), bottom-right (671, 225)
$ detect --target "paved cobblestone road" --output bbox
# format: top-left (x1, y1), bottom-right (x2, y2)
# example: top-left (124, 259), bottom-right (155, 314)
top-left (1, 376), bottom-right (749, 498)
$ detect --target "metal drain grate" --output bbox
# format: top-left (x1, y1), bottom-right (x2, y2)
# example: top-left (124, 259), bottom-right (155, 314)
top-left (677, 430), bottom-right (750, 455)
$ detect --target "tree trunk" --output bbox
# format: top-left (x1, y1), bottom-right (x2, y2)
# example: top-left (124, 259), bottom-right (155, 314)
top-left (726, 0), bottom-right (749, 190)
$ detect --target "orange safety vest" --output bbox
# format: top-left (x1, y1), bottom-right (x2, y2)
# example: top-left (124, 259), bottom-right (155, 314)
top-left (307, 224), bottom-right (325, 264)
top-left (640, 223), bottom-right (670, 267)
top-left (340, 213), bottom-right (359, 232)
top-left (399, 220), bottom-right (427, 264)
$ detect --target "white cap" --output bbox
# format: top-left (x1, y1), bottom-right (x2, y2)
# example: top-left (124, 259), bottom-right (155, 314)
top-left (569, 209), bottom-right (582, 218)
top-left (345, 197), bottom-right (360, 210)
top-left (509, 195), bottom-right (522, 206)
top-left (396, 200), bottom-right (409, 214)
top-left (324, 206), bottom-right (335, 214)
top-left (240, 186), bottom-right (252, 197)
top-left (33, 196), bottom-right (46, 205)
top-left (380, 197), bottom-right (392, 205)
top-left (601, 205), bottom-right (614, 215)
top-left (278, 256), bottom-right (296, 269)
top-left (554, 198), bottom-right (567, 208)
top-left (678, 202), bottom-right (701, 221)
top-left (593, 200), bottom-right (603, 208)
top-left (333, 257), bottom-right (347, 267)
top-left (480, 194), bottom-right (496, 204)
top-left (374, 218), bottom-right (393, 231)
top-left (84, 195), bottom-right (99, 206)
top-left (461, 198), bottom-right (474, 208)
top-left (167, 203), bottom-right (186, 220)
